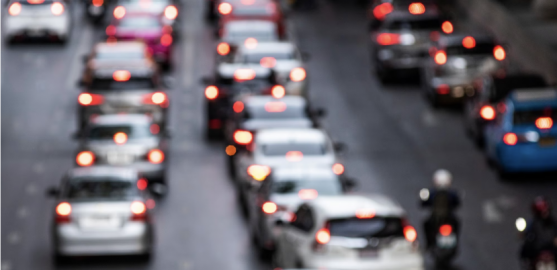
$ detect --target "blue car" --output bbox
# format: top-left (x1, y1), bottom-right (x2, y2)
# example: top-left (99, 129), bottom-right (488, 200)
top-left (484, 88), bottom-right (557, 174)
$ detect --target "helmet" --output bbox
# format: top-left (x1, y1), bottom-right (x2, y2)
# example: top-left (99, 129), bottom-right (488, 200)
top-left (433, 169), bottom-right (452, 189)
top-left (532, 196), bottom-right (551, 217)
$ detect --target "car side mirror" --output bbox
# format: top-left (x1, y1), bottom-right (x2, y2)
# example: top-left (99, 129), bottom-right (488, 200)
top-left (149, 182), bottom-right (167, 197)
top-left (334, 142), bottom-right (347, 153)
top-left (162, 75), bottom-right (175, 89)
top-left (313, 107), bottom-right (326, 117)
top-left (46, 187), bottom-right (59, 197)
top-left (200, 76), bottom-right (214, 85)
top-left (301, 52), bottom-right (311, 62)
top-left (342, 177), bottom-right (357, 191)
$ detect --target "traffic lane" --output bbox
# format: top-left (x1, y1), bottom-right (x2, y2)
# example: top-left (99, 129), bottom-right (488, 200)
top-left (291, 2), bottom-right (557, 270)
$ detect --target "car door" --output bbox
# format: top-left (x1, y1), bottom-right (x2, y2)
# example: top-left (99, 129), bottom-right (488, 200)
top-left (281, 205), bottom-right (315, 267)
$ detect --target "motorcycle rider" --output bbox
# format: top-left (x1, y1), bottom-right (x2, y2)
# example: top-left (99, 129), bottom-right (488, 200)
top-left (519, 196), bottom-right (557, 268)
top-left (421, 169), bottom-right (461, 250)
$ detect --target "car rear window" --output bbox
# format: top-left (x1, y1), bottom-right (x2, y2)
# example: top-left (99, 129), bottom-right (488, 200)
top-left (232, 5), bottom-right (274, 16)
top-left (66, 178), bottom-right (136, 200)
top-left (491, 77), bottom-right (547, 102)
top-left (446, 43), bottom-right (495, 56)
top-left (513, 108), bottom-right (557, 125)
top-left (243, 52), bottom-right (295, 63)
top-left (262, 143), bottom-right (326, 156)
top-left (244, 103), bottom-right (307, 120)
top-left (90, 78), bottom-right (156, 90)
top-left (386, 18), bottom-right (441, 31)
top-left (87, 125), bottom-right (152, 140)
top-left (328, 217), bottom-right (405, 238)
top-left (95, 51), bottom-right (145, 60)
top-left (272, 180), bottom-right (342, 196)
top-left (225, 32), bottom-right (278, 43)
top-left (119, 17), bottom-right (160, 28)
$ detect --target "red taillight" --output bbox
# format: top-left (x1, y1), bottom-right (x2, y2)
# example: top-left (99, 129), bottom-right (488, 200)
top-left (493, 45), bottom-right (506, 61)
top-left (262, 201), bottom-right (277, 214)
top-left (226, 145), bottom-right (237, 156)
top-left (480, 105), bottom-right (496, 120)
top-left (164, 5), bottom-right (178, 20)
top-left (271, 85), bottom-right (286, 98)
top-left (51, 2), bottom-right (64, 15)
top-left (503, 133), bottom-right (518, 145)
top-left (130, 201), bottom-right (147, 220)
top-left (218, 2), bottom-right (232, 14)
top-left (113, 70), bottom-right (131, 81)
top-left (373, 3), bottom-right (393, 20)
top-left (114, 6), bottom-right (125, 19)
top-left (462, 36), bottom-right (476, 49)
top-left (148, 149), bottom-right (165, 164)
top-left (217, 42), bottom-right (230, 56)
top-left (106, 25), bottom-right (116, 36)
top-left (355, 209), bottom-right (376, 219)
top-left (247, 165), bottom-right (271, 181)
top-left (377, 33), bottom-right (400, 46)
top-left (403, 226), bottom-right (417, 242)
top-left (205, 86), bottom-right (219, 100)
top-left (315, 228), bottom-right (331, 244)
top-left (408, 2), bottom-right (425, 14)
top-left (160, 34), bottom-right (173, 46)
top-left (285, 151), bottom-right (303, 161)
top-left (113, 132), bottom-right (128, 145)
top-left (244, 38), bottom-right (258, 49)
top-left (260, 57), bottom-right (277, 68)
top-left (137, 178), bottom-right (148, 190)
top-left (56, 202), bottom-right (72, 223)
top-left (435, 51), bottom-right (447, 65)
top-left (76, 151), bottom-right (95, 166)
top-left (9, 3), bottom-right (22, 16)
top-left (441, 21), bottom-right (453, 34)
top-left (290, 68), bottom-right (307, 82)
top-left (437, 84), bottom-right (450, 95)
top-left (233, 101), bottom-right (244, 113)
top-left (92, 0), bottom-right (103, 7)
top-left (234, 69), bottom-right (256, 81)
top-left (78, 93), bottom-right (104, 106)
top-left (536, 117), bottom-right (553, 129)
top-left (150, 124), bottom-right (160, 134)
top-left (332, 163), bottom-right (345, 175)
top-left (439, 224), bottom-right (453, 236)
top-left (233, 130), bottom-right (253, 145)
top-left (298, 189), bottom-right (318, 200)
top-left (265, 101), bottom-right (287, 113)
top-left (143, 92), bottom-right (168, 107)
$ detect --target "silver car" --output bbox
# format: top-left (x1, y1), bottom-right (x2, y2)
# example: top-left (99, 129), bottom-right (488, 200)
top-left (4, 0), bottom-right (71, 43)
top-left (216, 20), bottom-right (279, 62)
top-left (48, 166), bottom-right (154, 261)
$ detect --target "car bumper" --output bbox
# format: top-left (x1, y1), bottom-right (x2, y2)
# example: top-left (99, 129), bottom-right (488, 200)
top-left (305, 253), bottom-right (424, 270)
top-left (4, 15), bottom-right (70, 38)
top-left (497, 144), bottom-right (557, 172)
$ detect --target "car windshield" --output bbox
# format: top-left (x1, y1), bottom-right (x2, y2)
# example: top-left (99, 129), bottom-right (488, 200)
top-left (119, 17), bottom-right (160, 29)
top-left (87, 124), bottom-right (152, 140)
top-left (232, 5), bottom-right (273, 16)
top-left (328, 217), bottom-right (405, 238)
top-left (272, 180), bottom-right (342, 195)
top-left (446, 43), bottom-right (495, 56)
top-left (89, 78), bottom-right (155, 90)
top-left (66, 178), bottom-right (136, 200)
top-left (513, 108), bottom-right (557, 126)
top-left (386, 18), bottom-right (441, 31)
top-left (243, 52), bottom-right (295, 63)
top-left (225, 32), bottom-right (278, 43)
top-left (95, 51), bottom-right (145, 60)
top-left (244, 103), bottom-right (307, 120)
top-left (262, 143), bottom-right (326, 156)
top-left (491, 77), bottom-right (547, 102)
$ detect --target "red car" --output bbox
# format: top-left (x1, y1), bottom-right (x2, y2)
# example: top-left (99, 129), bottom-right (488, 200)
top-left (216, 0), bottom-right (286, 39)
top-left (106, 12), bottom-right (174, 69)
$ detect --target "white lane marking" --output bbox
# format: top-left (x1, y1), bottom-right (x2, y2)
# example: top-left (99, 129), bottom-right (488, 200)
top-left (32, 162), bottom-right (45, 174)
top-left (483, 200), bottom-right (503, 223)
top-left (64, 22), bottom-right (94, 89)
top-left (182, 26), bottom-right (197, 89)
top-left (422, 110), bottom-right (438, 127)
top-left (1, 261), bottom-right (12, 270)
top-left (25, 183), bottom-right (38, 195)
top-left (17, 206), bottom-right (28, 219)
top-left (7, 232), bottom-right (20, 244)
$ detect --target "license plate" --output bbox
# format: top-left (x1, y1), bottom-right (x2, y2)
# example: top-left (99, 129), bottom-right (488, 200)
top-left (80, 215), bottom-right (120, 229)
top-left (107, 151), bottom-right (134, 165)
top-left (539, 137), bottom-right (556, 147)
top-left (436, 234), bottom-right (457, 248)
top-left (359, 249), bottom-right (379, 258)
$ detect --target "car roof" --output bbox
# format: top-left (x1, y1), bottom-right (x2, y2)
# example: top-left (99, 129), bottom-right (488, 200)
top-left (273, 166), bottom-right (338, 182)
top-left (68, 166), bottom-right (138, 181)
top-left (308, 194), bottom-right (405, 219)
top-left (509, 88), bottom-right (557, 108)
top-left (218, 63), bottom-right (273, 79)
top-left (95, 41), bottom-right (146, 54)
top-left (255, 128), bottom-right (328, 144)
top-left (239, 42), bottom-right (296, 54)
top-left (224, 20), bottom-right (276, 32)
top-left (243, 96), bottom-right (306, 108)
top-left (438, 33), bottom-right (497, 47)
top-left (91, 114), bottom-right (152, 126)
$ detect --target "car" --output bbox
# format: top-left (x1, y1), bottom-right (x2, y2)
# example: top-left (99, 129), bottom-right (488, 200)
top-left (106, 13), bottom-right (174, 69)
top-left (370, 8), bottom-right (447, 82)
top-left (47, 166), bottom-right (154, 262)
top-left (215, 0), bottom-right (286, 39)
top-left (421, 33), bottom-right (508, 106)
top-left (4, 0), bottom-right (72, 43)
top-left (112, 0), bottom-right (181, 30)
top-left (215, 20), bottom-right (280, 63)
top-left (274, 195), bottom-right (424, 270)
top-left (74, 114), bottom-right (169, 183)
top-left (203, 64), bottom-right (280, 138)
top-left (232, 42), bottom-right (310, 97)
top-left (245, 166), bottom-right (355, 253)
top-left (484, 88), bottom-right (557, 174)
top-left (464, 73), bottom-right (547, 145)
top-left (368, 0), bottom-right (439, 30)
top-left (78, 41), bottom-right (169, 131)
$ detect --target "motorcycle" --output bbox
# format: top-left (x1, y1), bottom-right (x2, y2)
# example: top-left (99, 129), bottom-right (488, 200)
top-left (516, 217), bottom-right (557, 270)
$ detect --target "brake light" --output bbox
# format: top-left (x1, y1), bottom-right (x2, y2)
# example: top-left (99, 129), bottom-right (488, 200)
top-left (218, 2), bottom-right (232, 15)
top-left (150, 124), bottom-right (160, 134)
top-left (148, 149), bottom-right (164, 164)
top-left (441, 21), bottom-right (453, 34)
top-left (114, 6), bottom-right (125, 19)
top-left (137, 178), bottom-right (148, 190)
top-left (226, 145), bottom-right (237, 156)
top-left (247, 165), bottom-right (271, 181)
top-left (493, 45), bottom-right (506, 61)
top-left (130, 201), bottom-right (147, 220)
top-left (480, 105), bottom-right (496, 120)
top-left (271, 85), bottom-right (285, 98)
top-left (113, 70), bottom-right (131, 81)
top-left (462, 36), bottom-right (476, 49)
top-left (536, 117), bottom-right (553, 129)
top-left (315, 228), bottom-right (331, 244)
top-left (56, 202), bottom-right (71, 223)
top-left (290, 68), bottom-right (306, 82)
top-left (408, 2), bottom-right (425, 14)
top-left (403, 226), bottom-right (417, 242)
top-left (377, 33), bottom-right (400, 46)
top-left (233, 130), bottom-right (253, 145)
top-left (233, 101), bottom-right (244, 113)
top-left (439, 224), bottom-right (453, 236)
top-left (113, 132), bottom-right (128, 145)
top-left (244, 38), bottom-right (258, 49)
top-left (9, 3), bottom-right (22, 16)
top-left (76, 151), bottom-right (95, 166)
top-left (92, 0), bottom-right (103, 7)
top-left (164, 5), bottom-right (178, 20)
top-left (142, 92), bottom-right (168, 107)
top-left (51, 2), bottom-right (64, 15)
top-left (285, 151), bottom-right (303, 161)
top-left (260, 57), bottom-right (276, 68)
top-left (234, 69), bottom-right (256, 81)
top-left (298, 189), bottom-right (318, 200)
top-left (162, 25), bottom-right (173, 34)
top-left (434, 51), bottom-right (447, 65)
top-left (437, 84), bottom-right (450, 95)
top-left (332, 163), bottom-right (345, 175)
top-left (78, 93), bottom-right (104, 106)
top-left (265, 101), bottom-right (286, 112)
top-left (160, 34), bottom-right (173, 46)
top-left (356, 209), bottom-right (376, 219)
top-left (373, 3), bottom-right (393, 20)
top-left (503, 133), bottom-right (518, 145)
top-left (217, 42), bottom-right (230, 56)
top-left (106, 25), bottom-right (116, 36)
top-left (205, 86), bottom-right (219, 100)
top-left (262, 201), bottom-right (278, 214)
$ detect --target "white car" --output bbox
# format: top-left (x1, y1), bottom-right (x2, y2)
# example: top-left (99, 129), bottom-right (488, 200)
top-left (274, 195), bottom-right (425, 270)
top-left (216, 20), bottom-right (279, 60)
top-left (4, 0), bottom-right (71, 43)
top-left (233, 42), bottom-right (310, 97)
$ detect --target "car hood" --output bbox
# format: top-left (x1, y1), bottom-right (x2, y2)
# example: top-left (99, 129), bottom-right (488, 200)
top-left (242, 118), bottom-right (313, 131)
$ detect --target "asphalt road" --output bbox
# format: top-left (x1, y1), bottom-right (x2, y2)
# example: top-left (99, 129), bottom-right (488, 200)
top-left (2, 0), bottom-right (557, 270)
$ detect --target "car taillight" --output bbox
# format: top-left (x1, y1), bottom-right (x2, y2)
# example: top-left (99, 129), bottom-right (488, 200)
top-left (332, 163), bottom-right (344, 175)
top-left (437, 84), bottom-right (450, 95)
top-left (218, 2), bottom-right (232, 15)
top-left (298, 189), bottom-right (318, 200)
top-left (244, 37), bottom-right (258, 49)
top-left (50, 2), bottom-right (64, 15)
top-left (439, 224), bottom-right (453, 236)
top-left (137, 178), bottom-right (148, 190)
top-left (56, 202), bottom-right (72, 223)
top-left (205, 86), bottom-right (219, 100)
top-left (260, 57), bottom-right (276, 68)
top-left (142, 92), bottom-right (168, 107)
top-left (114, 6), bottom-right (125, 19)
top-left (9, 3), bottom-right (22, 16)
top-left (271, 85), bottom-right (285, 98)
top-left (76, 151), bottom-right (95, 166)
top-left (285, 151), bottom-right (303, 161)
top-left (442, 21), bottom-right (453, 34)
top-left (435, 51), bottom-right (447, 65)
top-left (503, 133), bottom-right (518, 145)
top-left (78, 93), bottom-right (104, 106)
top-left (480, 105), bottom-right (496, 120)
top-left (164, 5), bottom-right (178, 20)
top-left (130, 201), bottom-right (147, 221)
top-left (92, 0), bottom-right (103, 7)
top-left (493, 45), bottom-right (506, 61)
top-left (462, 36), bottom-right (476, 49)
top-left (148, 149), bottom-right (164, 164)
top-left (113, 70), bottom-right (131, 81)
top-left (234, 69), bottom-right (256, 81)
top-left (150, 124), bottom-right (160, 134)
top-left (373, 3), bottom-right (393, 20)
top-left (315, 228), bottom-right (331, 244)
top-left (247, 165), bottom-right (271, 181)
top-left (536, 117), bottom-right (553, 129)
top-left (113, 132), bottom-right (128, 145)
top-left (408, 2), bottom-right (425, 14)
top-left (290, 68), bottom-right (306, 82)
top-left (217, 42), bottom-right (230, 56)
top-left (265, 101), bottom-right (287, 112)
top-left (377, 33), bottom-right (400, 46)
top-left (403, 226), bottom-right (417, 242)
top-left (106, 25), bottom-right (116, 36)
top-left (355, 209), bottom-right (376, 219)
top-left (233, 101), bottom-right (244, 113)
top-left (262, 201), bottom-right (277, 214)
top-left (160, 34), bottom-right (173, 46)
top-left (233, 130), bottom-right (253, 145)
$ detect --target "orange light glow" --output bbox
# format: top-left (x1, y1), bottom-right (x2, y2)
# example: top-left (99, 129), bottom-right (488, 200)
top-left (217, 42), bottom-right (230, 55)
top-left (404, 226), bottom-right (417, 242)
top-left (503, 133), bottom-right (518, 146)
top-left (332, 163), bottom-right (345, 175)
top-left (265, 101), bottom-right (287, 112)
top-left (536, 117), bottom-right (553, 129)
top-left (164, 5), bottom-right (178, 20)
top-left (137, 178), bottom-right (148, 190)
top-left (408, 2), bottom-right (425, 14)
top-left (151, 92), bottom-right (167, 105)
top-left (271, 85), bottom-right (286, 98)
top-left (106, 25), bottom-right (116, 36)
top-left (51, 2), bottom-right (64, 15)
top-left (92, 0), bottom-right (103, 7)
top-left (315, 228), bottom-right (331, 244)
top-left (234, 69), bottom-right (257, 81)
top-left (247, 165), bottom-right (271, 181)
top-left (226, 145), bottom-right (237, 156)
top-left (114, 6), bottom-right (126, 19)
top-left (290, 68), bottom-right (306, 82)
top-left (298, 189), bottom-right (318, 200)
top-left (27, 0), bottom-right (44, 4)
top-left (480, 105), bottom-right (496, 120)
top-left (233, 101), bottom-right (244, 113)
top-left (356, 209), bottom-right (376, 219)
top-left (285, 151), bottom-right (303, 162)
top-left (78, 93), bottom-right (104, 106)
top-left (148, 149), bottom-right (164, 164)
top-left (244, 38), bottom-right (258, 49)
top-left (441, 21), bottom-right (453, 34)
top-left (434, 51), bottom-right (447, 65)
top-left (439, 224), bottom-right (453, 236)
top-left (260, 57), bottom-right (277, 68)
top-left (113, 70), bottom-right (131, 81)
top-left (262, 201), bottom-right (278, 214)
top-left (377, 33), bottom-right (400, 46)
top-left (8, 3), bottom-right (22, 16)
top-left (76, 151), bottom-right (95, 166)
top-left (130, 201), bottom-right (146, 215)
top-left (234, 130), bottom-right (253, 145)
top-left (218, 2), bottom-right (232, 15)
top-left (56, 202), bottom-right (72, 216)
top-left (493, 45), bottom-right (506, 61)
top-left (113, 132), bottom-right (128, 145)
top-left (160, 34), bottom-right (173, 46)
top-left (462, 36), bottom-right (476, 49)
top-left (205, 86), bottom-right (219, 100)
